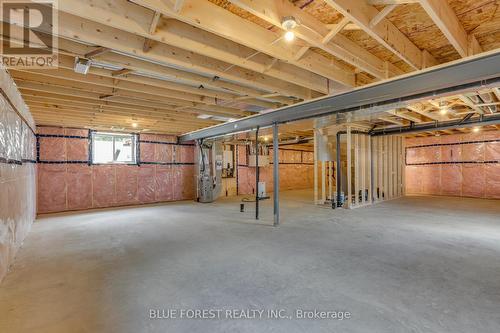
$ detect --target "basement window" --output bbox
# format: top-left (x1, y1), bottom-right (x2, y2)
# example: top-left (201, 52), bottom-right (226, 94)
top-left (91, 132), bottom-right (137, 164)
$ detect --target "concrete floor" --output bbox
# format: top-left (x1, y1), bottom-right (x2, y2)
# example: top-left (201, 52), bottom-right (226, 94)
top-left (1, 190), bottom-right (500, 333)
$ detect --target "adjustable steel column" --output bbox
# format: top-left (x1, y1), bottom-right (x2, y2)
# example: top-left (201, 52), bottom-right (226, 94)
top-left (273, 123), bottom-right (279, 226)
top-left (255, 126), bottom-right (259, 220)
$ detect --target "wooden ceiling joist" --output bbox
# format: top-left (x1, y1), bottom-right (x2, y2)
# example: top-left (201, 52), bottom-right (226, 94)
top-left (84, 46), bottom-right (110, 59)
top-left (112, 68), bottom-right (133, 77)
top-left (15, 79), bottom-right (245, 120)
top-left (17, 59), bottom-right (280, 110)
top-left (0, 0), bottom-right (496, 137)
top-left (369, 5), bottom-right (398, 28)
top-left (126, 0), bottom-right (356, 87)
top-left (10, 70), bottom-right (247, 116)
top-left (57, 0), bottom-right (350, 93)
top-left (4, 16), bottom-right (314, 101)
top-left (2, 33), bottom-right (297, 106)
top-left (418, 0), bottom-right (482, 58)
top-left (227, 0), bottom-right (402, 79)
top-left (323, 0), bottom-right (437, 70)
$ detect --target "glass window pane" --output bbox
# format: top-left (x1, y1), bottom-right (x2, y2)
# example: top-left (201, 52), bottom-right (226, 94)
top-left (115, 136), bottom-right (134, 162)
top-left (93, 134), bottom-right (114, 164)
top-left (92, 132), bottom-right (136, 164)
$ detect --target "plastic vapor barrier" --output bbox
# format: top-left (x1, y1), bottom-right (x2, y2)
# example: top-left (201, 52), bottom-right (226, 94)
top-left (405, 131), bottom-right (500, 199)
top-left (0, 65), bottom-right (36, 283)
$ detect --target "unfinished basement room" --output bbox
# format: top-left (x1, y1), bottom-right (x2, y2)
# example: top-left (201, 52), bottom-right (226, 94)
top-left (1, 0), bottom-right (499, 332)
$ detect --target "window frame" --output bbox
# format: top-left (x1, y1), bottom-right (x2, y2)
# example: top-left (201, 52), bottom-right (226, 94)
top-left (90, 131), bottom-right (138, 165)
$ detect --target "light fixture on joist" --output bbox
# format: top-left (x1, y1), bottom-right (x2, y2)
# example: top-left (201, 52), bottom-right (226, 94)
top-left (74, 57), bottom-right (91, 74)
top-left (281, 16), bottom-right (297, 42)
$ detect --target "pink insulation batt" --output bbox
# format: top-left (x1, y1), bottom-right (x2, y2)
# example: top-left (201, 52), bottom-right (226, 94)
top-left (36, 127), bottom-right (196, 214)
top-left (405, 131), bottom-right (500, 199)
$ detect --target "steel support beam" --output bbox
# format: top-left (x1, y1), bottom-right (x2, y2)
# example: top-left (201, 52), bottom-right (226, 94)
top-left (273, 123), bottom-right (280, 226)
top-left (180, 51), bottom-right (500, 142)
top-left (370, 114), bottom-right (500, 136)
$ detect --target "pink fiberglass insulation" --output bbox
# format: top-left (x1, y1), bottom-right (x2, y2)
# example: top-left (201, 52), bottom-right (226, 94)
top-left (66, 138), bottom-right (88, 161)
top-left (422, 165), bottom-right (441, 195)
top-left (462, 142), bottom-right (485, 161)
top-left (115, 165), bottom-right (139, 205)
top-left (36, 128), bottom-right (196, 214)
top-left (485, 164), bottom-right (500, 199)
top-left (176, 165), bottom-right (195, 200)
top-left (404, 131), bottom-right (500, 199)
top-left (155, 165), bottom-right (174, 202)
top-left (237, 145), bottom-right (247, 165)
top-left (176, 145), bottom-right (194, 163)
top-left (440, 165), bottom-right (462, 196)
top-left (66, 164), bottom-right (92, 211)
top-left (138, 165), bottom-right (156, 203)
top-left (485, 141), bottom-right (500, 161)
top-left (37, 164), bottom-right (67, 213)
top-left (462, 164), bottom-right (486, 198)
top-left (303, 151), bottom-right (314, 163)
top-left (39, 137), bottom-right (65, 161)
top-left (405, 165), bottom-right (423, 194)
top-left (155, 144), bottom-right (173, 163)
top-left (92, 165), bottom-right (116, 208)
top-left (140, 142), bottom-right (155, 162)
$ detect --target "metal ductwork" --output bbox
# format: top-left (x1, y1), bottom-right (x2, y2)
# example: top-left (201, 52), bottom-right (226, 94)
top-left (195, 140), bottom-right (223, 203)
top-left (180, 51), bottom-right (500, 142)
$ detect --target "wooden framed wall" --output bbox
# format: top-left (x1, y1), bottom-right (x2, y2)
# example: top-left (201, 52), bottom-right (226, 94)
top-left (346, 133), bottom-right (404, 208)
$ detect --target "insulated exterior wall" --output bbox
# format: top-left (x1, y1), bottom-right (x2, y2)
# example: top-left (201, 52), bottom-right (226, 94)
top-left (404, 131), bottom-right (500, 199)
top-left (36, 127), bottom-right (195, 214)
top-left (237, 146), bottom-right (314, 195)
top-left (0, 66), bottom-right (36, 283)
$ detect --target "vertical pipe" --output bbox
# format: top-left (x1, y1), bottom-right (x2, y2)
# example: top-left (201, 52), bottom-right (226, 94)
top-left (328, 161), bottom-right (333, 201)
top-left (235, 145), bottom-right (239, 195)
top-left (255, 127), bottom-right (259, 220)
top-left (321, 161), bottom-right (326, 203)
top-left (346, 127), bottom-right (352, 208)
top-left (354, 134), bottom-right (359, 206)
top-left (369, 135), bottom-right (374, 203)
top-left (313, 129), bottom-right (318, 204)
top-left (336, 132), bottom-right (341, 206)
top-left (273, 123), bottom-right (279, 226)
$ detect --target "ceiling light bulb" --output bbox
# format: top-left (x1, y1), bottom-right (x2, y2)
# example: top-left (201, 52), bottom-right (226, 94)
top-left (473, 126), bottom-right (480, 133)
top-left (281, 16), bottom-right (298, 30)
top-left (439, 108), bottom-right (448, 115)
top-left (284, 30), bottom-right (295, 41)
top-left (131, 122), bottom-right (138, 128)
